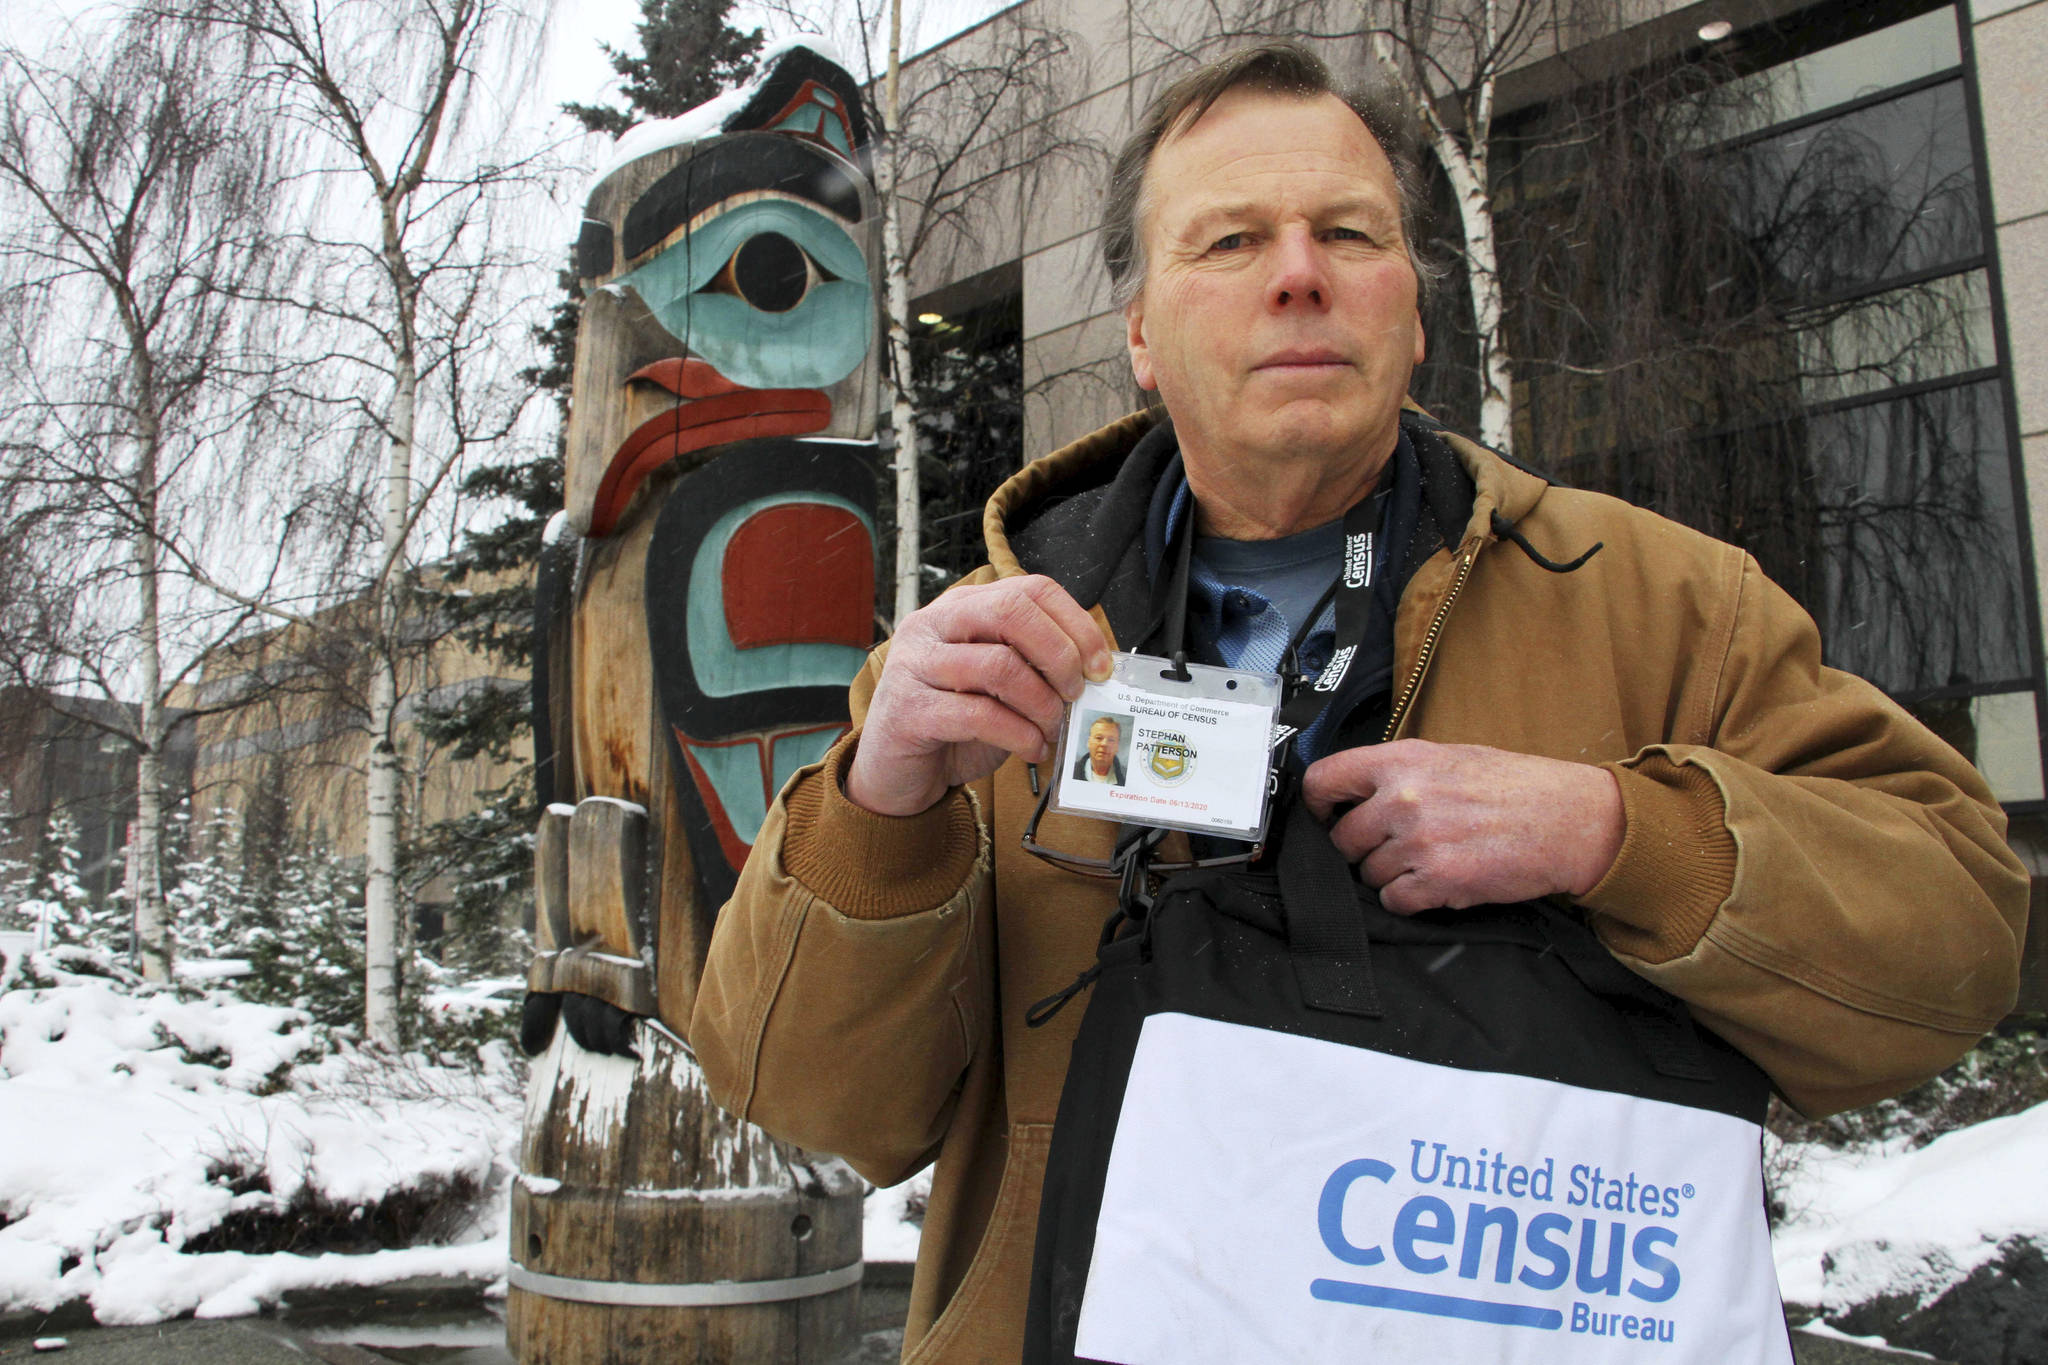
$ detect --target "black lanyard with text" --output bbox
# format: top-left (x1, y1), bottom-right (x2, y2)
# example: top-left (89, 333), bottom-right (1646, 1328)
top-left (1158, 488), bottom-right (1389, 757)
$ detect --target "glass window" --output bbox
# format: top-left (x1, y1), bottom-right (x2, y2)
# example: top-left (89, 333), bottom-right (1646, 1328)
top-left (1807, 380), bottom-right (2028, 695)
top-left (1973, 691), bottom-right (2045, 805)
top-left (1793, 267), bottom-right (1995, 406)
top-left (1714, 79), bottom-right (1982, 300)
top-left (1701, 7), bottom-right (1962, 143)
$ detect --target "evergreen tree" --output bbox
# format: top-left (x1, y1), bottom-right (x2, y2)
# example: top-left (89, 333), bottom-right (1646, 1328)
top-left (6, 812), bottom-right (117, 954)
top-left (165, 809), bottom-right (256, 962)
top-left (237, 845), bottom-right (367, 1027)
top-left (561, 0), bottom-right (764, 137)
top-left (413, 0), bottom-right (761, 975)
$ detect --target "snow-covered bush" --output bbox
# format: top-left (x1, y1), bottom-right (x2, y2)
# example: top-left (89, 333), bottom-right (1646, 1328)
top-left (235, 850), bottom-right (369, 1027)
top-left (0, 946), bottom-right (520, 1323)
top-left (164, 811), bottom-right (257, 962)
top-left (0, 812), bottom-right (126, 957)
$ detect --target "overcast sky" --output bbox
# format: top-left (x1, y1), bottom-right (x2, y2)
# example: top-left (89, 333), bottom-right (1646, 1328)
top-left (0, 0), bottom-right (1020, 566)
top-left (4, 0), bottom-right (1019, 140)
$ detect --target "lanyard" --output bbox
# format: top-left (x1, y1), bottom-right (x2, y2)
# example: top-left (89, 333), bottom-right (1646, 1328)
top-left (1156, 486), bottom-right (1390, 762)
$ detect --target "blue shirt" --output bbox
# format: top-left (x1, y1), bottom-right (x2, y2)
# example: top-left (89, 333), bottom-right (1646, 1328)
top-left (1146, 440), bottom-right (1411, 761)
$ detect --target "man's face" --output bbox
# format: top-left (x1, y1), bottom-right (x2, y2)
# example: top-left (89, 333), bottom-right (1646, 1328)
top-left (1088, 720), bottom-right (1121, 774)
top-left (1124, 88), bottom-right (1425, 477)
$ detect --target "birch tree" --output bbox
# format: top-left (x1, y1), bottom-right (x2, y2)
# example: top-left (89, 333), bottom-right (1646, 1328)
top-left (0, 13), bottom-right (302, 981)
top-left (1353, 0), bottom-right (1591, 455)
top-left (878, 0), bottom-right (920, 622)
top-left (187, 0), bottom-right (553, 1045)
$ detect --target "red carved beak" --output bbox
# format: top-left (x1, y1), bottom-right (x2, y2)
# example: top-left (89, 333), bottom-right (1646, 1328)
top-left (589, 358), bottom-right (830, 537)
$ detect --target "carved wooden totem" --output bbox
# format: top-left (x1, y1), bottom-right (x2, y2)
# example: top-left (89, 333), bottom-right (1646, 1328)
top-left (510, 45), bottom-right (878, 1363)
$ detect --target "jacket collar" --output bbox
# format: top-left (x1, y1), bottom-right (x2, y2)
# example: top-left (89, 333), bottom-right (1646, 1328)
top-left (986, 403), bottom-right (1552, 584)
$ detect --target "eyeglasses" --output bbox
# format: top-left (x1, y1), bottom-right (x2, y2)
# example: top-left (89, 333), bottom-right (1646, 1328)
top-left (1017, 766), bottom-right (1264, 880)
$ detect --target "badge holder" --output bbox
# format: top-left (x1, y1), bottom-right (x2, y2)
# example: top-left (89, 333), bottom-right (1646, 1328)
top-left (1046, 650), bottom-right (1283, 844)
top-left (1021, 650), bottom-right (1285, 1028)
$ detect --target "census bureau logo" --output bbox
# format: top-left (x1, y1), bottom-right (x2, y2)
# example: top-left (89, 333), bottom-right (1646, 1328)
top-left (1342, 531), bottom-right (1373, 589)
top-left (1312, 644), bottom-right (1356, 693)
top-left (1310, 1137), bottom-right (1697, 1346)
top-left (1140, 731), bottom-right (1196, 786)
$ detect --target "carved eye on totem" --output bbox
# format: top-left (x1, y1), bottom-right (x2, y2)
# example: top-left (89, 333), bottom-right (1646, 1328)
top-left (615, 198), bottom-right (874, 389)
top-left (702, 232), bottom-right (839, 314)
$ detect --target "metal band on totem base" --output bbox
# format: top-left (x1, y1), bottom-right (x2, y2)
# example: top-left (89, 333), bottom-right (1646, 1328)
top-left (507, 1259), bottom-right (863, 1308)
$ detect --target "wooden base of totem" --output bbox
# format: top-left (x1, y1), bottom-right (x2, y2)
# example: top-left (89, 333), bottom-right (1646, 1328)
top-left (505, 1280), bottom-right (861, 1363)
top-left (507, 1025), bottom-right (863, 1363)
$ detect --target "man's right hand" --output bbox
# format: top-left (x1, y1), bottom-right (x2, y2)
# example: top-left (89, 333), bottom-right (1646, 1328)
top-left (846, 575), bottom-right (1113, 816)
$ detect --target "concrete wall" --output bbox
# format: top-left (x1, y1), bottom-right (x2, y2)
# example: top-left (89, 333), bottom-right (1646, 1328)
top-left (1971, 0), bottom-right (2048, 670)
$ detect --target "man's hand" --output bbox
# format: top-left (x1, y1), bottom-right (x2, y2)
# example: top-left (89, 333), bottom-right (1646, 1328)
top-left (1300, 739), bottom-right (1624, 913)
top-left (846, 575), bottom-right (1113, 817)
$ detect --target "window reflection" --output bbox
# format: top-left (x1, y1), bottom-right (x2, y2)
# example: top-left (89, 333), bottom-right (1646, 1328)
top-left (1793, 268), bottom-right (1994, 406)
top-left (1490, 3), bottom-right (2037, 786)
top-left (1696, 6), bottom-right (1961, 144)
top-left (1715, 80), bottom-right (1981, 300)
top-left (1809, 381), bottom-right (2026, 695)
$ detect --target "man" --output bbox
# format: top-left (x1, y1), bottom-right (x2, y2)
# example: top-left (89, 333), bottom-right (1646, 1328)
top-left (1073, 715), bottom-right (1127, 785)
top-left (690, 43), bottom-right (2028, 1362)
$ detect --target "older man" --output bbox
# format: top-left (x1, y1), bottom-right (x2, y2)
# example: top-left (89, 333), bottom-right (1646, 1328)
top-left (691, 43), bottom-right (2026, 1362)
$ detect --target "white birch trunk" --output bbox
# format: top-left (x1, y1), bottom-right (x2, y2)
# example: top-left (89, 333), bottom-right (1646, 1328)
top-left (881, 0), bottom-right (922, 625)
top-left (365, 659), bottom-right (401, 1044)
top-left (1371, 8), bottom-right (1516, 455)
top-left (129, 347), bottom-right (171, 983)
top-left (133, 604), bottom-right (169, 979)
top-left (363, 334), bottom-right (414, 1049)
top-left (1438, 141), bottom-right (1513, 455)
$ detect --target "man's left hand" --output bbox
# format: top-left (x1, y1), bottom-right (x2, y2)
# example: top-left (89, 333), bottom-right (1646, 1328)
top-left (1300, 739), bottom-right (1624, 913)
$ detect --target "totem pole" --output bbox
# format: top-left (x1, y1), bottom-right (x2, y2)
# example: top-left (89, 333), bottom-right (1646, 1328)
top-left (509, 44), bottom-right (880, 1363)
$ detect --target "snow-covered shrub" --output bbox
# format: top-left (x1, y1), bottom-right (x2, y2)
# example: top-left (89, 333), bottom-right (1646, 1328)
top-left (235, 849), bottom-right (368, 1028)
top-left (0, 813), bottom-right (126, 957)
top-left (0, 957), bottom-right (521, 1323)
top-left (164, 811), bottom-right (258, 963)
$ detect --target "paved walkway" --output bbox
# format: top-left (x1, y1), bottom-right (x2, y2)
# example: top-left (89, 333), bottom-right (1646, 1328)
top-left (0, 1282), bottom-right (1951, 1364)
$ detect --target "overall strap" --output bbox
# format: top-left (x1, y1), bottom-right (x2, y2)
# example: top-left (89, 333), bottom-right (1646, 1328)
top-left (1536, 911), bottom-right (1717, 1082)
top-left (1276, 800), bottom-right (1382, 1019)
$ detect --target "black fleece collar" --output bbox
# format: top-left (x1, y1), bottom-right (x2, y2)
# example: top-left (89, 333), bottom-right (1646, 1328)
top-left (1003, 411), bottom-right (1477, 652)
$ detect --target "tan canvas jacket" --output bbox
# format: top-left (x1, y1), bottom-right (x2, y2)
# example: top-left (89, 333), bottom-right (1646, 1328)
top-left (689, 412), bottom-right (2029, 1365)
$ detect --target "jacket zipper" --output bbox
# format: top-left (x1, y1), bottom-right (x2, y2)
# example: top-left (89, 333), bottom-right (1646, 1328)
top-left (1382, 544), bottom-right (1478, 741)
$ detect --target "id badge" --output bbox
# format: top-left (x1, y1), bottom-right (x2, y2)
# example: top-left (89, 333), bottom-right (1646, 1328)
top-left (1049, 651), bottom-right (1283, 841)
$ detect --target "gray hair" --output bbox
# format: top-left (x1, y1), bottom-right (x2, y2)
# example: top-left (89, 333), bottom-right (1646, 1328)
top-left (1099, 41), bottom-right (1442, 310)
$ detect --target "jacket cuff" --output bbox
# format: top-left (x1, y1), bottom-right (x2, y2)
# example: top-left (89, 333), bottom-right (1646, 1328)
top-left (1580, 751), bottom-right (1738, 964)
top-left (780, 731), bottom-right (981, 920)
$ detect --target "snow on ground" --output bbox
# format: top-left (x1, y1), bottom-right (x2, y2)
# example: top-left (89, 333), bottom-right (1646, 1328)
top-left (863, 1170), bottom-right (930, 1265)
top-left (14, 934), bottom-right (2034, 1333)
top-left (0, 944), bottom-right (930, 1327)
top-left (1771, 1100), bottom-right (2048, 1318)
top-left (0, 949), bottom-right (520, 1325)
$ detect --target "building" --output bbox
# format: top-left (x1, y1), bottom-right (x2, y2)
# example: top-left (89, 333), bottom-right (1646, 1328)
top-left (892, 0), bottom-right (2048, 1003)
top-left (175, 575), bottom-right (529, 940)
top-left (0, 690), bottom-right (194, 907)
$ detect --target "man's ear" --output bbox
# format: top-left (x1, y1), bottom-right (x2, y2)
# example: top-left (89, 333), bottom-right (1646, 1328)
top-left (1125, 299), bottom-right (1157, 392)
top-left (1413, 309), bottom-right (1426, 369)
